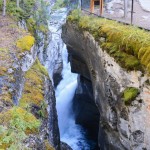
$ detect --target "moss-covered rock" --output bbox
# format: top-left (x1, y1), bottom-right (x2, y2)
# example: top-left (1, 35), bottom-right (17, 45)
top-left (19, 59), bottom-right (48, 108)
top-left (123, 87), bottom-right (139, 105)
top-left (67, 10), bottom-right (150, 74)
top-left (16, 35), bottom-right (35, 52)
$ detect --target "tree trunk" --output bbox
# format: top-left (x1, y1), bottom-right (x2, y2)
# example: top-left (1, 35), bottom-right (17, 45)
top-left (16, 0), bottom-right (19, 7)
top-left (2, 0), bottom-right (6, 16)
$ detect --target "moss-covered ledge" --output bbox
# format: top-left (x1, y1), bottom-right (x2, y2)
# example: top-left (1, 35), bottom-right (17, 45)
top-left (67, 10), bottom-right (150, 75)
top-left (19, 59), bottom-right (48, 109)
top-left (0, 59), bottom-right (54, 149)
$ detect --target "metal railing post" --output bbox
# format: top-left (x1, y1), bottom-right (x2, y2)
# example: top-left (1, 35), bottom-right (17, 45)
top-left (131, 0), bottom-right (134, 25)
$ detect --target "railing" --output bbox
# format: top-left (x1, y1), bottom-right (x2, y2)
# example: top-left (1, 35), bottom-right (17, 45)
top-left (81, 0), bottom-right (150, 31)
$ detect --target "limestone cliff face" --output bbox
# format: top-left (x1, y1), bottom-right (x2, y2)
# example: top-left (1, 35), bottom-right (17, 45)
top-left (0, 16), bottom-right (60, 149)
top-left (15, 37), bottom-right (61, 149)
top-left (62, 21), bottom-right (150, 150)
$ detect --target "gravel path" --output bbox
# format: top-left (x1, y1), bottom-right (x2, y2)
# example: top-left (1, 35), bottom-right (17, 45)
top-left (82, 0), bottom-right (150, 30)
top-left (139, 0), bottom-right (150, 12)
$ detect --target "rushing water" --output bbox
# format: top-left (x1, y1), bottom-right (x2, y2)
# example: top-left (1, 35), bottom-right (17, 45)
top-left (56, 45), bottom-right (94, 150)
top-left (48, 8), bottom-right (95, 150)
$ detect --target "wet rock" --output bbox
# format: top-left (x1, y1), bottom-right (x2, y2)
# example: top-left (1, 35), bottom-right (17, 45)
top-left (73, 75), bottom-right (100, 143)
top-left (60, 142), bottom-right (73, 150)
top-left (62, 21), bottom-right (150, 150)
top-left (44, 77), bottom-right (60, 150)
top-left (53, 61), bottom-right (63, 88)
top-left (130, 130), bottom-right (144, 148)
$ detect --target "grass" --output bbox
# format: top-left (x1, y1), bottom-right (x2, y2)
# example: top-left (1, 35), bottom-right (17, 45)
top-left (123, 87), bottom-right (139, 105)
top-left (67, 10), bottom-right (150, 74)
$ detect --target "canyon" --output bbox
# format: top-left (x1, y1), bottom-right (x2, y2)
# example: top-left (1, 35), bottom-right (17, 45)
top-left (1, 0), bottom-right (150, 149)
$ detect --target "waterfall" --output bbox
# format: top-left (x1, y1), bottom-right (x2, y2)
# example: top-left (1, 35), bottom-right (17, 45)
top-left (47, 7), bottom-right (94, 150)
top-left (56, 45), bottom-right (92, 150)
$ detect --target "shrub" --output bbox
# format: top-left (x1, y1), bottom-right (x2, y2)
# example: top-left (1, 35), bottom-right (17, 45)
top-left (123, 87), bottom-right (139, 105)
top-left (16, 35), bottom-right (35, 52)
top-left (0, 107), bottom-right (40, 149)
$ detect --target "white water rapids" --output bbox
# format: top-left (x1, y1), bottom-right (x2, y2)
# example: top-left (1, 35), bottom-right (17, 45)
top-left (48, 8), bottom-right (93, 150)
top-left (56, 45), bottom-right (91, 150)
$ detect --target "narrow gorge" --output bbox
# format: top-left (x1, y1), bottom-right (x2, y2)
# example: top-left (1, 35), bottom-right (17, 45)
top-left (43, 7), bottom-right (99, 149)
top-left (0, 0), bottom-right (150, 150)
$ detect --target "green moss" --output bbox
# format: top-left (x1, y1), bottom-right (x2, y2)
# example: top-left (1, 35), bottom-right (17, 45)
top-left (123, 87), bottom-right (139, 105)
top-left (0, 59), bottom-right (48, 148)
top-left (19, 59), bottom-right (48, 108)
top-left (67, 10), bottom-right (150, 74)
top-left (124, 56), bottom-right (141, 70)
top-left (16, 35), bottom-right (35, 52)
top-left (32, 59), bottom-right (49, 76)
top-left (0, 48), bottom-right (7, 52)
top-left (67, 9), bottom-right (81, 22)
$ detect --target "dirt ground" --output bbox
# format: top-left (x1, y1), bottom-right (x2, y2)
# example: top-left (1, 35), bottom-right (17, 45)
top-left (0, 14), bottom-right (28, 109)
